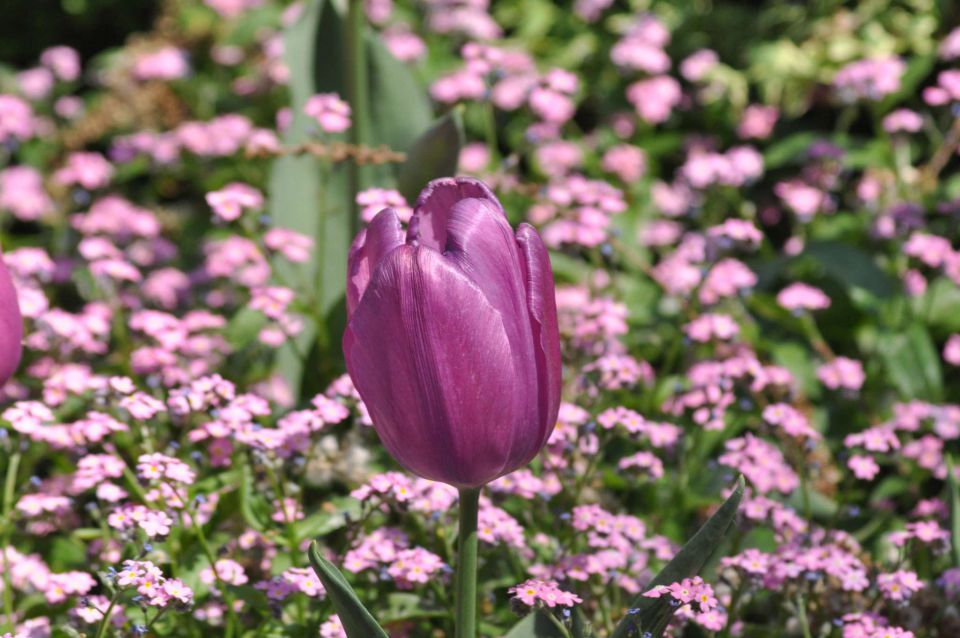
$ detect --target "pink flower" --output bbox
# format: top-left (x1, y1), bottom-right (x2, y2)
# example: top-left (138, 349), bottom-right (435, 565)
top-left (848, 454), bottom-right (880, 480)
top-left (942, 26), bottom-right (960, 60)
top-left (944, 334), bottom-right (960, 366)
top-left (305, 93), bottom-right (351, 133)
top-left (775, 180), bottom-right (829, 221)
top-left (777, 283), bottom-right (831, 311)
top-left (204, 0), bottom-right (264, 18)
top-left (626, 76), bottom-right (682, 124)
top-left (877, 570), bottom-right (923, 601)
top-left (54, 152), bottom-right (114, 190)
top-left (0, 95), bottom-right (35, 142)
top-left (834, 56), bottom-right (905, 101)
top-left (684, 313), bottom-right (740, 342)
top-left (817, 357), bottom-right (865, 391)
top-left (382, 27), bottom-right (427, 62)
top-left (0, 166), bottom-right (53, 221)
top-left (132, 46), bottom-right (190, 81)
top-left (200, 559), bottom-right (248, 586)
top-left (509, 579), bottom-right (582, 608)
top-left (602, 145), bottom-right (646, 183)
top-left (206, 182), bottom-right (264, 222)
top-left (680, 49), bottom-right (719, 82)
top-left (40, 46), bottom-right (81, 81)
top-left (883, 109), bottom-right (924, 134)
top-left (738, 104), bottom-right (778, 139)
top-left (320, 615), bottom-right (347, 638)
top-left (356, 188), bottom-right (411, 223)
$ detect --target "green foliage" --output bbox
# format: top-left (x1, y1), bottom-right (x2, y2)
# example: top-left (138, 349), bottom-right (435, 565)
top-left (268, 0), bottom-right (462, 398)
top-left (308, 541), bottom-right (390, 638)
top-left (610, 476), bottom-right (746, 638)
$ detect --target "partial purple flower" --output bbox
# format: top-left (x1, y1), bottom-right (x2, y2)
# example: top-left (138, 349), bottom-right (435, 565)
top-left (0, 246), bottom-right (23, 387)
top-left (343, 177), bottom-right (562, 488)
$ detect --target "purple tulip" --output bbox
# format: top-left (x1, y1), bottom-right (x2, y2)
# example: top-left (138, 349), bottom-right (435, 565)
top-left (0, 246), bottom-right (22, 388)
top-left (343, 177), bottom-right (562, 488)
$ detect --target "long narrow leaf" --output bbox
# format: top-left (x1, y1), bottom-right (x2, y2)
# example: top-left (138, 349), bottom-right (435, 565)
top-left (309, 541), bottom-right (389, 638)
top-left (947, 456), bottom-right (960, 568)
top-left (611, 475), bottom-right (745, 638)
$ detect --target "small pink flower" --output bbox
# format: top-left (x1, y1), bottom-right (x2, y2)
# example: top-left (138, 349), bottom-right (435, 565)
top-left (132, 46), bottom-right (190, 81)
top-left (817, 357), bottom-right (865, 391)
top-left (944, 334), bottom-right (960, 366)
top-left (848, 454), bottom-right (880, 480)
top-left (206, 182), bottom-right (264, 222)
top-left (305, 93), bottom-right (351, 133)
top-left (777, 283), bottom-right (831, 311)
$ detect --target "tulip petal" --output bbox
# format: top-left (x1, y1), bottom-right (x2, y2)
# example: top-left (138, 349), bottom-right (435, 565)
top-left (343, 245), bottom-right (523, 488)
top-left (516, 224), bottom-right (562, 452)
top-left (0, 259), bottom-right (22, 387)
top-left (407, 177), bottom-right (502, 251)
top-left (443, 196), bottom-right (541, 472)
top-left (346, 208), bottom-right (405, 315)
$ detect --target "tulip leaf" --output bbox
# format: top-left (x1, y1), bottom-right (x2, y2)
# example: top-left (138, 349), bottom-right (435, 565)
top-left (269, 0), bottom-right (437, 398)
top-left (309, 541), bottom-right (389, 638)
top-left (947, 456), bottom-right (960, 568)
top-left (397, 107), bottom-right (465, 203)
top-left (610, 475), bottom-right (745, 638)
top-left (503, 609), bottom-right (592, 638)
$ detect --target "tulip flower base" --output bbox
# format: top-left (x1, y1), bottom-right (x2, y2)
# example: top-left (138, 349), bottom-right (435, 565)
top-left (309, 476), bottom-right (744, 638)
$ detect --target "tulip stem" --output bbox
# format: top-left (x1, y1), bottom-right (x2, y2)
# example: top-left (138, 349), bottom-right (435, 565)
top-left (345, 0), bottom-right (370, 240)
top-left (455, 487), bottom-right (480, 638)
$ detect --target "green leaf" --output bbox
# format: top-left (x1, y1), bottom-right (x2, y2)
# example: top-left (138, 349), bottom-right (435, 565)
top-left (912, 277), bottom-right (960, 332)
top-left (878, 52), bottom-right (936, 113)
top-left (503, 609), bottom-right (591, 637)
top-left (309, 542), bottom-right (389, 638)
top-left (879, 323), bottom-right (943, 401)
top-left (610, 476), bottom-right (745, 638)
top-left (269, 0), bottom-right (436, 397)
top-left (763, 132), bottom-right (820, 170)
top-left (365, 30), bottom-right (433, 154)
top-left (268, 0), bottom-right (348, 395)
top-left (239, 462), bottom-right (269, 532)
top-left (947, 456), bottom-right (960, 568)
top-left (802, 241), bottom-right (895, 300)
top-left (295, 497), bottom-right (362, 539)
top-left (397, 108), bottom-right (465, 203)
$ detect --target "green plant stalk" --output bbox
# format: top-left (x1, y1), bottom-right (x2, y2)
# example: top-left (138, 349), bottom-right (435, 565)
top-left (344, 0), bottom-right (370, 240)
top-left (2, 451), bottom-right (21, 632)
top-left (455, 488), bottom-right (480, 638)
top-left (93, 590), bottom-right (121, 638)
top-left (796, 593), bottom-right (813, 638)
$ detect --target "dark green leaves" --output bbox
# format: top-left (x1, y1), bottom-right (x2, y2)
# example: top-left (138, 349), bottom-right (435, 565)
top-left (309, 541), bottom-right (389, 638)
top-left (610, 476), bottom-right (745, 638)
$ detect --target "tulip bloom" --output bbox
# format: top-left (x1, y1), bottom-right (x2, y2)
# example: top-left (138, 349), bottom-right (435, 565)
top-left (0, 246), bottom-right (22, 387)
top-left (343, 177), bottom-right (562, 488)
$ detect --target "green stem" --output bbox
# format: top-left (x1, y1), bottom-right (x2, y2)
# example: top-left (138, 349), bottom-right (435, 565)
top-left (544, 611), bottom-right (573, 638)
top-left (191, 511), bottom-right (238, 638)
top-left (483, 101), bottom-right (498, 170)
top-left (345, 0), bottom-right (370, 239)
top-left (455, 488), bottom-right (480, 638)
top-left (93, 590), bottom-right (121, 638)
top-left (2, 451), bottom-right (21, 632)
top-left (796, 593), bottom-right (813, 638)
